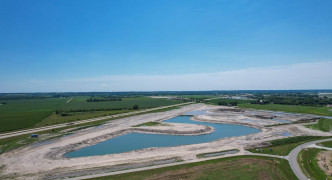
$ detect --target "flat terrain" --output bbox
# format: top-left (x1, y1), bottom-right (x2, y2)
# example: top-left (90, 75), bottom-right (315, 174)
top-left (306, 118), bottom-right (332, 132)
top-left (239, 104), bottom-right (332, 116)
top-left (91, 156), bottom-right (297, 180)
top-left (0, 98), bottom-right (67, 132)
top-left (298, 148), bottom-right (330, 180)
top-left (0, 97), bottom-right (183, 132)
top-left (318, 140), bottom-right (332, 148)
top-left (1, 104), bottom-right (331, 179)
top-left (207, 98), bottom-right (332, 116)
top-left (248, 136), bottom-right (329, 156)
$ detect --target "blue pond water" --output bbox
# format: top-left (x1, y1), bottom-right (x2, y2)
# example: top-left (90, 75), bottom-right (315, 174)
top-left (66, 116), bottom-right (261, 158)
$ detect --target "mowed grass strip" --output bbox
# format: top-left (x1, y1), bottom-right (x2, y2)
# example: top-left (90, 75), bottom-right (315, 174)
top-left (35, 109), bottom-right (131, 127)
top-left (298, 148), bottom-right (330, 180)
top-left (239, 103), bottom-right (332, 116)
top-left (305, 118), bottom-right (332, 132)
top-left (248, 136), bottom-right (328, 156)
top-left (318, 140), bottom-right (332, 148)
top-left (89, 156), bottom-right (297, 180)
top-left (0, 98), bottom-right (68, 132)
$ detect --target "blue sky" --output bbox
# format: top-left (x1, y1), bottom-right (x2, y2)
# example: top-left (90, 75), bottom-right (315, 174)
top-left (1, 0), bottom-right (332, 92)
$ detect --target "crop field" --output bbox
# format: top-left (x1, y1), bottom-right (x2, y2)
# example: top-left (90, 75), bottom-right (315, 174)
top-left (0, 98), bottom-right (68, 132)
top-left (0, 96), bottom-right (184, 133)
top-left (60, 97), bottom-right (182, 111)
top-left (91, 156), bottom-right (297, 180)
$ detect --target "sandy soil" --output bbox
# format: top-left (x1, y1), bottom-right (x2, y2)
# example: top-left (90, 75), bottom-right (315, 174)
top-left (317, 150), bottom-right (332, 177)
top-left (0, 104), bottom-right (331, 179)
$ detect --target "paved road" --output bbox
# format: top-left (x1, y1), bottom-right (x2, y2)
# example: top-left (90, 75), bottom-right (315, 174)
top-left (66, 151), bottom-right (281, 180)
top-left (66, 138), bottom-right (332, 180)
top-left (287, 138), bottom-right (332, 180)
top-left (0, 102), bottom-right (193, 140)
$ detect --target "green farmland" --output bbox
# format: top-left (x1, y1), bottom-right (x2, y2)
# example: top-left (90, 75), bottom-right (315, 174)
top-left (0, 98), bottom-right (67, 132)
top-left (0, 96), bottom-right (184, 133)
top-left (60, 97), bottom-right (182, 111)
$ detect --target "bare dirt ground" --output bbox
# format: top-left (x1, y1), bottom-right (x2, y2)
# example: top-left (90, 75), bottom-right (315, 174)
top-left (317, 150), bottom-right (332, 177)
top-left (0, 104), bottom-right (331, 179)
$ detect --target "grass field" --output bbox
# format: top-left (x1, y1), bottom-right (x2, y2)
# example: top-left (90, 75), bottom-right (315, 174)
top-left (305, 118), bottom-right (332, 132)
top-left (0, 98), bottom-right (68, 132)
top-left (90, 156), bottom-right (297, 180)
top-left (207, 98), bottom-right (332, 117)
top-left (238, 104), bottom-right (332, 116)
top-left (176, 95), bottom-right (220, 99)
top-left (318, 140), bottom-right (332, 148)
top-left (0, 96), bottom-right (184, 133)
top-left (60, 97), bottom-right (182, 111)
top-left (207, 98), bottom-right (251, 105)
top-left (248, 136), bottom-right (327, 156)
top-left (298, 148), bottom-right (330, 180)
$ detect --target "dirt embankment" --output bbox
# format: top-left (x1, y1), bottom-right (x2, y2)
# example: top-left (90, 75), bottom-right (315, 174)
top-left (131, 123), bottom-right (215, 136)
top-left (1, 104), bottom-right (331, 180)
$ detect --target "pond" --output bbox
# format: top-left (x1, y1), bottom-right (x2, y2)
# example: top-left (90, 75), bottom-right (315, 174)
top-left (66, 116), bottom-right (260, 158)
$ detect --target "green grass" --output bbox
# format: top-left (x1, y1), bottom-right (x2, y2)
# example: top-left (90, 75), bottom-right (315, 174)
top-left (298, 148), bottom-right (330, 180)
top-left (207, 98), bottom-right (251, 105)
top-left (60, 97), bottom-right (183, 111)
top-left (318, 140), bottom-right (332, 148)
top-left (0, 103), bottom-right (186, 153)
top-left (248, 136), bottom-right (328, 156)
top-left (0, 136), bottom-right (39, 154)
top-left (134, 122), bottom-right (162, 127)
top-left (89, 156), bottom-right (297, 180)
top-left (0, 98), bottom-right (68, 132)
top-left (0, 126), bottom-right (72, 154)
top-left (196, 149), bottom-right (239, 158)
top-left (0, 96), bottom-right (184, 133)
top-left (36, 109), bottom-right (131, 127)
top-left (176, 95), bottom-right (219, 99)
top-left (305, 118), bottom-right (332, 132)
top-left (238, 103), bottom-right (332, 116)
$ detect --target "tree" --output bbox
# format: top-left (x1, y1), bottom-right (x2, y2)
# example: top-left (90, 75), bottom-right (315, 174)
top-left (133, 104), bottom-right (139, 110)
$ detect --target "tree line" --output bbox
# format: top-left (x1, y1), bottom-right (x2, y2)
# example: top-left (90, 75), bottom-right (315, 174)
top-left (86, 97), bottom-right (122, 102)
top-left (250, 95), bottom-right (332, 106)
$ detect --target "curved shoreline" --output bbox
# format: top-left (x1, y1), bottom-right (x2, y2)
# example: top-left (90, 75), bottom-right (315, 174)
top-left (1, 104), bottom-right (331, 179)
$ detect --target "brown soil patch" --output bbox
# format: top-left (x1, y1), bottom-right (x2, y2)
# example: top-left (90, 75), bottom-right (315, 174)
top-left (317, 150), bottom-right (332, 177)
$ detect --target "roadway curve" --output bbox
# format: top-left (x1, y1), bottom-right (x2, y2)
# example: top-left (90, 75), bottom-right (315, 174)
top-left (0, 102), bottom-right (193, 140)
top-left (66, 138), bottom-right (332, 180)
top-left (287, 138), bottom-right (332, 180)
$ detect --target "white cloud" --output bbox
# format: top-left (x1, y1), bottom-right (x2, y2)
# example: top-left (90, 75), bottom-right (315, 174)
top-left (1, 61), bottom-right (332, 92)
